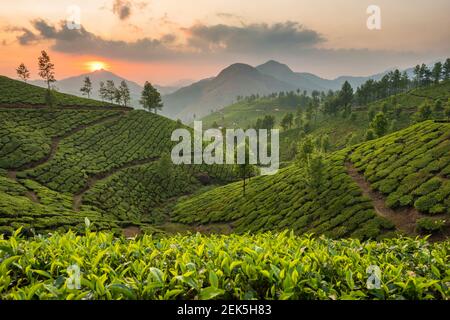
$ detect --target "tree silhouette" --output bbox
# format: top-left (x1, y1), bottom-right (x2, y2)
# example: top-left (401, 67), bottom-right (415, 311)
top-left (38, 50), bottom-right (55, 90)
top-left (16, 63), bottom-right (30, 82)
top-left (140, 81), bottom-right (163, 113)
top-left (80, 76), bottom-right (92, 98)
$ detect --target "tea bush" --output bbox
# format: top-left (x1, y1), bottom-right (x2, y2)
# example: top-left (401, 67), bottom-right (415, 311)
top-left (0, 230), bottom-right (448, 300)
top-left (349, 121), bottom-right (450, 214)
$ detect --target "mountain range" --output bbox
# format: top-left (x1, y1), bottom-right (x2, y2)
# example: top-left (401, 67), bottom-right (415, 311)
top-left (161, 60), bottom-right (389, 121)
top-left (30, 69), bottom-right (179, 107)
top-left (29, 60), bottom-right (421, 122)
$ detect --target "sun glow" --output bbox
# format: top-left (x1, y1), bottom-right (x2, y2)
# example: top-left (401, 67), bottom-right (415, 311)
top-left (87, 61), bottom-right (107, 72)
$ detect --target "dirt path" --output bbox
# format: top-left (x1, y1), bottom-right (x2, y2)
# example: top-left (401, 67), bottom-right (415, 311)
top-left (122, 226), bottom-right (142, 238)
top-left (10, 112), bottom-right (126, 172)
top-left (345, 162), bottom-right (444, 236)
top-left (5, 111), bottom-right (127, 205)
top-left (72, 156), bottom-right (160, 211)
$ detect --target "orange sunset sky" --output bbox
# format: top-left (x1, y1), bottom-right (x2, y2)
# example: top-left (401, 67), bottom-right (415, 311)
top-left (0, 0), bottom-right (449, 85)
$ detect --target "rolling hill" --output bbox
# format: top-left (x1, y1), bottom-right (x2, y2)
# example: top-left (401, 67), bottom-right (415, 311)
top-left (161, 63), bottom-right (296, 122)
top-left (30, 69), bottom-right (178, 108)
top-left (1, 73), bottom-right (449, 301)
top-left (0, 78), bottom-right (236, 235)
top-left (172, 121), bottom-right (450, 240)
top-left (162, 60), bottom-right (390, 122)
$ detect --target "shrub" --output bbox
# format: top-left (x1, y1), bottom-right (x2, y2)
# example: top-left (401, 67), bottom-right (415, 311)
top-left (416, 218), bottom-right (446, 233)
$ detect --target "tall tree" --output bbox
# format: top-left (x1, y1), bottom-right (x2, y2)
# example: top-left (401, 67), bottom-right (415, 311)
top-left (416, 101), bottom-right (433, 121)
top-left (443, 58), bottom-right (450, 80)
top-left (114, 88), bottom-right (122, 105)
top-left (119, 80), bottom-right (130, 107)
top-left (16, 63), bottom-right (30, 82)
top-left (432, 62), bottom-right (443, 84)
top-left (281, 113), bottom-right (294, 130)
top-left (139, 81), bottom-right (163, 113)
top-left (105, 80), bottom-right (116, 103)
top-left (370, 112), bottom-right (389, 137)
top-left (80, 76), bottom-right (92, 98)
top-left (339, 81), bottom-right (354, 108)
top-left (38, 50), bottom-right (55, 90)
top-left (99, 81), bottom-right (107, 101)
top-left (420, 64), bottom-right (432, 86)
top-left (413, 65), bottom-right (421, 87)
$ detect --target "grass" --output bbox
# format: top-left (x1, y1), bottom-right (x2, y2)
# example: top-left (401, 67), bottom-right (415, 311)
top-left (1, 230), bottom-right (448, 300)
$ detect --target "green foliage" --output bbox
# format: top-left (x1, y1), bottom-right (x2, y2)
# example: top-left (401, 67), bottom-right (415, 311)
top-left (0, 76), bottom-right (114, 107)
top-left (0, 231), bottom-right (448, 300)
top-left (416, 218), bottom-right (446, 233)
top-left (350, 121), bottom-right (450, 214)
top-left (370, 112), bottom-right (389, 137)
top-left (173, 151), bottom-right (393, 240)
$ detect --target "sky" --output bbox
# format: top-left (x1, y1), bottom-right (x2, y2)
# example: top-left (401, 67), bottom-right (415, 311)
top-left (0, 0), bottom-right (449, 85)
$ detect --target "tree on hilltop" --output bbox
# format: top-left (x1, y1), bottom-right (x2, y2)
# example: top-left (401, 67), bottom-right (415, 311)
top-left (38, 50), bottom-right (55, 90)
top-left (16, 63), bottom-right (30, 82)
top-left (80, 76), bottom-right (92, 98)
top-left (140, 81), bottom-right (163, 114)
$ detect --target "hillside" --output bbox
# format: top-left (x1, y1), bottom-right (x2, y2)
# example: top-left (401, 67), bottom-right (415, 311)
top-left (162, 63), bottom-right (295, 122)
top-left (0, 105), bottom-right (235, 235)
top-left (0, 76), bottom-right (119, 108)
top-left (202, 80), bottom-right (450, 161)
top-left (163, 60), bottom-right (390, 122)
top-left (256, 60), bottom-right (385, 92)
top-left (30, 70), bottom-right (178, 108)
top-left (172, 121), bottom-right (450, 240)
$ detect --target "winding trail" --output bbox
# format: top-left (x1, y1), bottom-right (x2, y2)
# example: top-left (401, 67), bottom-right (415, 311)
top-left (72, 156), bottom-right (160, 211)
top-left (345, 162), bottom-right (448, 237)
top-left (10, 112), bottom-right (126, 172)
top-left (5, 111), bottom-right (127, 205)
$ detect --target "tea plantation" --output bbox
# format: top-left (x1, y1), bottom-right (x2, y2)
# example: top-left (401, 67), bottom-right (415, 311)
top-left (349, 121), bottom-right (450, 214)
top-left (1, 230), bottom-right (448, 300)
top-left (172, 151), bottom-right (396, 240)
top-left (0, 105), bottom-right (236, 234)
top-left (172, 121), bottom-right (450, 239)
top-left (0, 76), bottom-right (114, 107)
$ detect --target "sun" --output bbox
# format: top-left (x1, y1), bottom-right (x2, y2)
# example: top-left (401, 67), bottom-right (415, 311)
top-left (87, 61), bottom-right (107, 72)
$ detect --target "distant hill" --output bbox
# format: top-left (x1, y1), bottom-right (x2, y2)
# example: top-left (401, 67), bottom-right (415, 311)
top-left (163, 60), bottom-right (389, 122)
top-left (30, 70), bottom-right (178, 108)
top-left (162, 63), bottom-right (296, 121)
top-left (256, 60), bottom-right (386, 92)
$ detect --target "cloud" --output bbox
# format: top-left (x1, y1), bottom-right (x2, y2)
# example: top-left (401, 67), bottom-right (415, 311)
top-left (186, 22), bottom-right (324, 53)
top-left (11, 19), bottom-right (424, 76)
top-left (112, 0), bottom-right (148, 20)
top-left (15, 19), bottom-right (178, 60)
top-left (113, 0), bottom-right (132, 20)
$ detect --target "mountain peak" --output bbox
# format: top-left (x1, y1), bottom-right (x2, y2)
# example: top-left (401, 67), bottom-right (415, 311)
top-left (217, 63), bottom-right (259, 78)
top-left (257, 60), bottom-right (294, 74)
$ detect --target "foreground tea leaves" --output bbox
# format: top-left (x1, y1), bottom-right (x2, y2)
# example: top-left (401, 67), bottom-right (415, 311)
top-left (0, 231), bottom-right (448, 300)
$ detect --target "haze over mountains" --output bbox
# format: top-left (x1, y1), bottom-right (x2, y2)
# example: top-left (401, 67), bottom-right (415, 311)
top-left (30, 69), bottom-right (179, 107)
top-left (30, 60), bottom-right (423, 122)
top-left (161, 60), bottom-right (388, 121)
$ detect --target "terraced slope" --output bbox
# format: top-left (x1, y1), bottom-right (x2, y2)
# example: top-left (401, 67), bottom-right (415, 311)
top-left (0, 108), bottom-right (123, 169)
top-left (0, 107), bottom-right (235, 235)
top-left (172, 121), bottom-right (450, 239)
top-left (349, 121), bottom-right (450, 216)
top-left (173, 151), bottom-right (396, 240)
